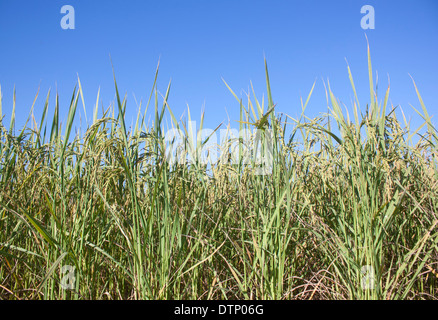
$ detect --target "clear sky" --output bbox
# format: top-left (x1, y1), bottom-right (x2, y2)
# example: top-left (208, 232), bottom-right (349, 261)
top-left (0, 0), bottom-right (437, 136)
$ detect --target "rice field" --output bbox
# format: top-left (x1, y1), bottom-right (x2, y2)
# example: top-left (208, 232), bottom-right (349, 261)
top-left (1, 45), bottom-right (437, 300)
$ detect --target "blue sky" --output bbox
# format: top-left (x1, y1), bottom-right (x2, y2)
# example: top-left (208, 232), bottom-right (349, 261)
top-left (0, 0), bottom-right (437, 136)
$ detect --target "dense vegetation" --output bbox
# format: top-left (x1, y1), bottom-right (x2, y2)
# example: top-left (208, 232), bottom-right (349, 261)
top-left (1, 45), bottom-right (437, 299)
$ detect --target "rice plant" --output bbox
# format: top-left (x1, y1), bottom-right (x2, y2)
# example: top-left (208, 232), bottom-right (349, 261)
top-left (0, 44), bottom-right (437, 300)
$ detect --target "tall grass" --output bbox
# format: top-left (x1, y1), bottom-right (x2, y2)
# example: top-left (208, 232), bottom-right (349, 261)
top-left (0, 45), bottom-right (437, 300)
